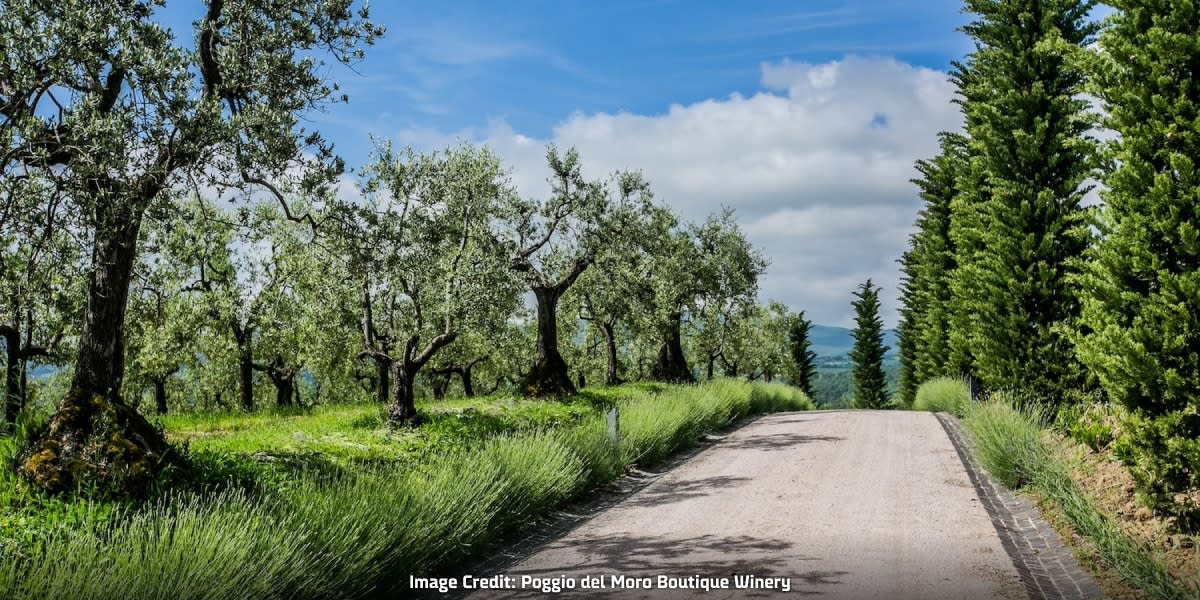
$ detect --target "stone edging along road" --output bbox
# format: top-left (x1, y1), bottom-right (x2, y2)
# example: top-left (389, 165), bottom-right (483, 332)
top-left (937, 413), bottom-right (1103, 600)
top-left (410, 411), bottom-right (1102, 599)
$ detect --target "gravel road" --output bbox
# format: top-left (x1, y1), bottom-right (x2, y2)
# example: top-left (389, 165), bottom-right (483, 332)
top-left (461, 410), bottom-right (1028, 600)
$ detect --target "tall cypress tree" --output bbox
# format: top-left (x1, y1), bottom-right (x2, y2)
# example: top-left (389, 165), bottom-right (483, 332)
top-left (851, 280), bottom-right (890, 409)
top-left (944, 59), bottom-right (987, 378)
top-left (1075, 1), bottom-right (1200, 525)
top-left (787, 311), bottom-right (817, 399)
top-left (948, 0), bottom-right (1097, 404)
top-left (898, 132), bottom-right (966, 405)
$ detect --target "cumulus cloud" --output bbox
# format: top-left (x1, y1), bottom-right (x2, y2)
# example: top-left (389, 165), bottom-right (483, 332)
top-left (395, 55), bottom-right (962, 327)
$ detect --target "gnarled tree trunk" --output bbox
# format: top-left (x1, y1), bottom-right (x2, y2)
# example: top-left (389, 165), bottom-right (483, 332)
top-left (2, 326), bottom-right (22, 426)
top-left (380, 335), bottom-right (458, 427)
top-left (376, 359), bottom-right (389, 403)
top-left (2, 323), bottom-right (51, 426)
top-left (20, 209), bottom-right (174, 495)
top-left (521, 286), bottom-right (576, 397)
top-left (431, 373), bottom-right (448, 400)
top-left (649, 312), bottom-right (694, 383)
top-left (255, 357), bottom-right (297, 408)
top-left (433, 356), bottom-right (486, 398)
top-left (705, 352), bottom-right (718, 381)
top-left (276, 375), bottom-right (294, 407)
top-left (387, 361), bottom-right (419, 425)
top-left (460, 366), bottom-right (476, 397)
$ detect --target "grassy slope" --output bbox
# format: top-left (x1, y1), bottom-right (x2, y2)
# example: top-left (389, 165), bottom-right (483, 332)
top-left (959, 397), bottom-right (1197, 600)
top-left (0, 379), bottom-right (811, 599)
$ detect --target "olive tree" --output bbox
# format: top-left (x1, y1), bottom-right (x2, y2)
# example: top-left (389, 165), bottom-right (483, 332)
top-left (648, 209), bottom-right (766, 383)
top-left (0, 177), bottom-right (83, 426)
top-left (2, 0), bottom-right (380, 492)
top-left (124, 216), bottom-right (204, 415)
top-left (566, 203), bottom-right (676, 386)
top-left (351, 143), bottom-right (520, 425)
top-left (499, 147), bottom-right (657, 397)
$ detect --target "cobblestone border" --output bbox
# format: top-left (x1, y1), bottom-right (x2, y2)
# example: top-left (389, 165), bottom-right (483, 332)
top-left (937, 413), bottom-right (1103, 599)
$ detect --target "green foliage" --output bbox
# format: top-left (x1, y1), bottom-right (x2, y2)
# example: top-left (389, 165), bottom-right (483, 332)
top-left (0, 381), bottom-right (808, 599)
top-left (719, 301), bottom-right (795, 382)
top-left (1073, 0), bottom-right (1200, 527)
top-left (812, 369), bottom-right (853, 407)
top-left (850, 280), bottom-right (889, 409)
top-left (648, 209), bottom-right (767, 383)
top-left (1112, 412), bottom-right (1200, 529)
top-left (787, 311), bottom-right (818, 397)
top-left (913, 376), bottom-right (970, 416)
top-left (349, 142), bottom-right (525, 419)
top-left (945, 0), bottom-right (1097, 404)
top-left (961, 396), bottom-right (1194, 600)
top-left (0, 177), bottom-right (84, 424)
top-left (897, 133), bottom-right (964, 406)
top-left (1054, 403), bottom-right (1118, 453)
top-left (961, 393), bottom-right (1050, 489)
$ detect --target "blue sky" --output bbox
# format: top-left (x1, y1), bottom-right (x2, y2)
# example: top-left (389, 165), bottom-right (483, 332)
top-left (320, 1), bottom-right (981, 327)
top-left (325, 1), bottom-right (973, 166)
top-left (161, 2), bottom-right (1046, 327)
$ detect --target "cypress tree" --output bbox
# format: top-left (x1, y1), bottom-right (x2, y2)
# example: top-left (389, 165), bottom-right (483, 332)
top-left (898, 132), bottom-right (966, 405)
top-left (944, 59), bottom-right (987, 378)
top-left (850, 280), bottom-right (890, 409)
top-left (948, 0), bottom-right (1098, 404)
top-left (787, 311), bottom-right (817, 399)
top-left (1075, 1), bottom-right (1200, 526)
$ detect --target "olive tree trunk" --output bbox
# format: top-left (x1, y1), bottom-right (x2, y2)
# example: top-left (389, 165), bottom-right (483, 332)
top-left (153, 377), bottom-right (168, 415)
top-left (520, 286), bottom-right (576, 397)
top-left (20, 210), bottom-right (174, 494)
top-left (600, 319), bottom-right (621, 386)
top-left (649, 313), bottom-right (694, 383)
top-left (2, 326), bottom-right (22, 426)
top-left (233, 325), bottom-right (255, 411)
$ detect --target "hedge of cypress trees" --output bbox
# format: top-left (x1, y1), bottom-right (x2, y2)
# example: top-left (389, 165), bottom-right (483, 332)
top-left (949, 0), bottom-right (1098, 404)
top-left (897, 133), bottom-right (965, 406)
top-left (1074, 0), bottom-right (1200, 526)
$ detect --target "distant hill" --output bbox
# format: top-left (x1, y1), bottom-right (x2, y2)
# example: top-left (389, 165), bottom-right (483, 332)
top-left (810, 324), bottom-right (899, 359)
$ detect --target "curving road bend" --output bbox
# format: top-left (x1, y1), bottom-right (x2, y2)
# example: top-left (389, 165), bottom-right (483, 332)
top-left (457, 410), bottom-right (1028, 600)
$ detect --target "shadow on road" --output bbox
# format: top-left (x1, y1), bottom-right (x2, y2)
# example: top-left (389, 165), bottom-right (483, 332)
top-left (505, 532), bottom-right (848, 596)
top-left (722, 432), bottom-right (844, 452)
top-left (623, 475), bottom-right (752, 507)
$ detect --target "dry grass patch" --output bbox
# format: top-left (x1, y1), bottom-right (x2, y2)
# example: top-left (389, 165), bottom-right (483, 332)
top-left (1051, 433), bottom-right (1200, 589)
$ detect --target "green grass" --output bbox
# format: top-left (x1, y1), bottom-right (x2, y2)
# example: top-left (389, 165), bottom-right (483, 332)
top-left (912, 376), bottom-right (970, 416)
top-left (961, 394), bottom-right (1196, 600)
top-left (961, 392), bottom-right (1050, 489)
top-left (159, 394), bottom-right (596, 460)
top-left (0, 379), bottom-right (811, 599)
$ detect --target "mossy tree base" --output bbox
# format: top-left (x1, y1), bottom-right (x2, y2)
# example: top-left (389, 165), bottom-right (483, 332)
top-left (649, 340), bottom-right (694, 384)
top-left (19, 386), bottom-right (177, 496)
top-left (521, 353), bottom-right (577, 398)
top-left (386, 401), bottom-right (423, 427)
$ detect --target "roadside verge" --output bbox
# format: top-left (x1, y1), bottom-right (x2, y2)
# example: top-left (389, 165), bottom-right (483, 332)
top-left (939, 413), bottom-right (1102, 599)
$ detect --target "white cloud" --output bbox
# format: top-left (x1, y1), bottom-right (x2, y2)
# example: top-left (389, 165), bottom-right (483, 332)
top-left (394, 55), bottom-right (962, 327)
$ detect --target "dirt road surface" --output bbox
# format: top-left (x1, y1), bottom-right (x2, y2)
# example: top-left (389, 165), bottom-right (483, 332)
top-left (462, 410), bottom-right (1027, 600)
